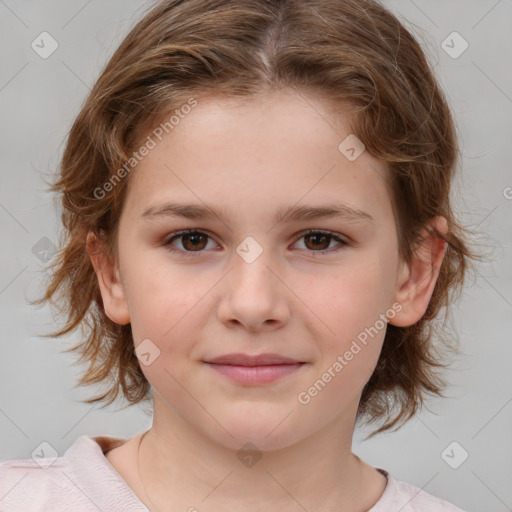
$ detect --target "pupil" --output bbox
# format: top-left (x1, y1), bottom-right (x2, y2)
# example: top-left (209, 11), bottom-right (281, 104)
top-left (184, 233), bottom-right (205, 250)
top-left (307, 233), bottom-right (329, 250)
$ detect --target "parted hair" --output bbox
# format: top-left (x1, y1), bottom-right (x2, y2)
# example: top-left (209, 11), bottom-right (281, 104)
top-left (33, 0), bottom-right (481, 435)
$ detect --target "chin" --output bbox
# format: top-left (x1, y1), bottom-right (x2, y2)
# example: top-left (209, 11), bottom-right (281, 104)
top-left (207, 415), bottom-right (305, 453)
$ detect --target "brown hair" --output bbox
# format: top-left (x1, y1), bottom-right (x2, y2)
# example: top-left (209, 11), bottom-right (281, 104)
top-left (32, 0), bottom-right (482, 436)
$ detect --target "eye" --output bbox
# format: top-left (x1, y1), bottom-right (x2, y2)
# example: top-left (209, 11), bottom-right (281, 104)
top-left (293, 230), bottom-right (348, 255)
top-left (163, 229), bottom-right (219, 256)
top-left (163, 229), bottom-right (348, 257)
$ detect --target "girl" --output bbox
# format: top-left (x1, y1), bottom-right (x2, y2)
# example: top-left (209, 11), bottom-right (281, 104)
top-left (0, 0), bottom-right (480, 510)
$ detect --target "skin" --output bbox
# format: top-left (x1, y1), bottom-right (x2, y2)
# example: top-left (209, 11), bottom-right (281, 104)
top-left (87, 88), bottom-right (448, 511)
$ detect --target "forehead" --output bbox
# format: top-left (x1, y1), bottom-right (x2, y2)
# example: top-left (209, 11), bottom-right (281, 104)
top-left (122, 90), bottom-right (392, 224)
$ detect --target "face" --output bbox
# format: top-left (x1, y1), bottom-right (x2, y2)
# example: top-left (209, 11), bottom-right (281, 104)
top-left (91, 89), bottom-right (441, 451)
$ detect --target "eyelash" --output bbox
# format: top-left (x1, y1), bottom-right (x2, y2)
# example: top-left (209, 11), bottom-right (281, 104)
top-left (162, 229), bottom-right (349, 258)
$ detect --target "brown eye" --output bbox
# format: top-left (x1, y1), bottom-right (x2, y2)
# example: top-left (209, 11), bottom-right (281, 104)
top-left (294, 230), bottom-right (348, 254)
top-left (303, 232), bottom-right (331, 251)
top-left (165, 230), bottom-right (215, 254)
top-left (180, 232), bottom-right (208, 251)
top-left (163, 228), bottom-right (347, 258)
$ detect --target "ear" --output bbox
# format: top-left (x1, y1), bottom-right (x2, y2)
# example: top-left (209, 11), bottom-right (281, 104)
top-left (86, 231), bottom-right (130, 325)
top-left (389, 216), bottom-right (448, 327)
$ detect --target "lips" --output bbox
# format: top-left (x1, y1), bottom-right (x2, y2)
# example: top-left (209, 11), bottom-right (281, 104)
top-left (205, 353), bottom-right (303, 366)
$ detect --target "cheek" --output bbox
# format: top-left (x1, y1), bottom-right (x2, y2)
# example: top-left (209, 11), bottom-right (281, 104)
top-left (127, 268), bottom-right (211, 389)
top-left (296, 256), bottom-right (394, 400)
top-left (308, 258), bottom-right (391, 343)
top-left (124, 253), bottom-right (219, 356)
top-left (128, 280), bottom-right (205, 339)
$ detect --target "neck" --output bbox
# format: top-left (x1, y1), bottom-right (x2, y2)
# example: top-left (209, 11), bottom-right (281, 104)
top-left (135, 395), bottom-right (386, 512)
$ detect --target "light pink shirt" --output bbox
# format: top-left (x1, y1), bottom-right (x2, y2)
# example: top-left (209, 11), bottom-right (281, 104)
top-left (0, 435), bottom-right (467, 511)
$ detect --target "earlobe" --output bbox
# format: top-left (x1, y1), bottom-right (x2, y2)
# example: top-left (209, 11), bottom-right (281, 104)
top-left (389, 216), bottom-right (448, 328)
top-left (86, 231), bottom-right (130, 325)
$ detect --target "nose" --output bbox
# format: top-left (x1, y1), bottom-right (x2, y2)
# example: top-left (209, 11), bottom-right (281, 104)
top-left (217, 247), bottom-right (290, 333)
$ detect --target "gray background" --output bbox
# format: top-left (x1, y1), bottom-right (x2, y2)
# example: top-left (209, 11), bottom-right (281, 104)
top-left (0, 1), bottom-right (511, 511)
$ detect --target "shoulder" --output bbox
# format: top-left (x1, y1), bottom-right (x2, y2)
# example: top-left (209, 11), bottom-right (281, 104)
top-left (0, 443), bottom-right (82, 510)
top-left (370, 469), bottom-right (468, 512)
top-left (0, 434), bottom-right (146, 512)
top-left (393, 477), bottom-right (467, 511)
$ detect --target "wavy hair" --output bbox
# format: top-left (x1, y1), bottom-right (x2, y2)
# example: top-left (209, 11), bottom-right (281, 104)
top-left (32, 0), bottom-right (482, 436)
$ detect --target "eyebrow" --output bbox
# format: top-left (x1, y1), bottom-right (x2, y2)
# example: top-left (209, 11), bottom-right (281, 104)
top-left (141, 201), bottom-right (374, 225)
